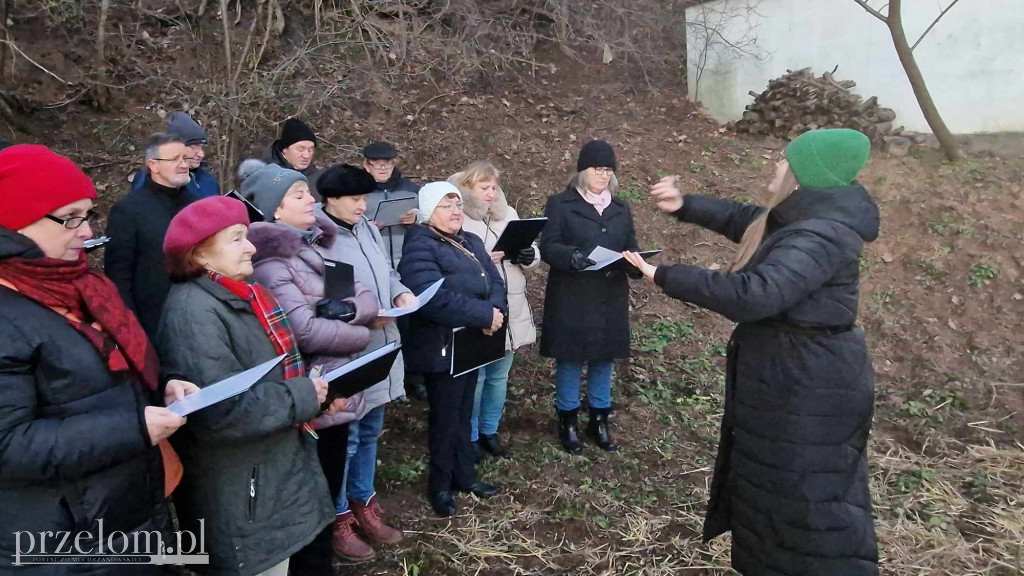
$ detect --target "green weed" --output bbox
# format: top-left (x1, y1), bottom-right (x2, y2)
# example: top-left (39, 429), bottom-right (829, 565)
top-left (639, 319), bottom-right (694, 353)
top-left (967, 263), bottom-right (997, 287)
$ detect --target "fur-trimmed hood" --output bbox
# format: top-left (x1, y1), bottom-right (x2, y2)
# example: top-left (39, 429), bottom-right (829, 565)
top-left (448, 170), bottom-right (510, 222)
top-left (247, 215), bottom-right (338, 264)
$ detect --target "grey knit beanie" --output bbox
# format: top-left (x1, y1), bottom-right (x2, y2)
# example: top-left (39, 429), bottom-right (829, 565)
top-left (238, 160), bottom-right (308, 221)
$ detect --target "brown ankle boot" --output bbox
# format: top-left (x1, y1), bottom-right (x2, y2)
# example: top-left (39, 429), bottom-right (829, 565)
top-left (332, 511), bottom-right (376, 563)
top-left (350, 494), bottom-right (403, 545)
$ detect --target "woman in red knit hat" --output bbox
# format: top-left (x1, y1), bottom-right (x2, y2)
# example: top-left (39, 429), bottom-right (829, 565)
top-left (156, 195), bottom-right (347, 576)
top-left (0, 144), bottom-right (196, 574)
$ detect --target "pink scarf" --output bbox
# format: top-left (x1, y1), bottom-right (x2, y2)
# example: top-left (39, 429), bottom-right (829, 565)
top-left (578, 187), bottom-right (612, 215)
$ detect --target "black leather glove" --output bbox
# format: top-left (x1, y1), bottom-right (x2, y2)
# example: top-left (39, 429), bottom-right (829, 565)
top-left (570, 249), bottom-right (596, 271)
top-left (315, 299), bottom-right (356, 322)
top-left (509, 246), bottom-right (536, 266)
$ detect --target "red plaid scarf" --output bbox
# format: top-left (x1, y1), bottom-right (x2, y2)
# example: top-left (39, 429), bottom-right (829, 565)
top-left (0, 253), bottom-right (160, 389)
top-left (208, 271), bottom-right (306, 379)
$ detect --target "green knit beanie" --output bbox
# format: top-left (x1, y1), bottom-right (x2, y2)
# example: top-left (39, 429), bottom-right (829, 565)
top-left (785, 129), bottom-right (871, 188)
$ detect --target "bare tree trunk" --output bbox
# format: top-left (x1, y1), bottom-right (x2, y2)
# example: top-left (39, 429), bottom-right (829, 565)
top-left (887, 0), bottom-right (960, 161)
top-left (0, 0), bottom-right (10, 83)
top-left (98, 0), bottom-right (111, 64)
top-left (854, 0), bottom-right (961, 161)
top-left (219, 0), bottom-right (238, 188)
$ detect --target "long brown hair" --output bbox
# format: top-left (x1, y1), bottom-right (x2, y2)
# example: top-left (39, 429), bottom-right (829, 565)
top-left (729, 168), bottom-right (798, 271)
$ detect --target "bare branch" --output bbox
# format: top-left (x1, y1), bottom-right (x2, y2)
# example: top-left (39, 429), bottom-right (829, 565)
top-left (851, 0), bottom-right (888, 22)
top-left (911, 0), bottom-right (962, 51)
top-left (0, 39), bottom-right (69, 84)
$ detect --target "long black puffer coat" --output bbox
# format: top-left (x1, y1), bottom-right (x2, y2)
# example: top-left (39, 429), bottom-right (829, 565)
top-left (539, 184), bottom-right (638, 361)
top-left (0, 229), bottom-right (170, 575)
top-left (653, 185), bottom-right (880, 576)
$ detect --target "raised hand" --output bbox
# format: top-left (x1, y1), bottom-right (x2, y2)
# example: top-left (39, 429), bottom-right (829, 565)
top-left (650, 175), bottom-right (684, 213)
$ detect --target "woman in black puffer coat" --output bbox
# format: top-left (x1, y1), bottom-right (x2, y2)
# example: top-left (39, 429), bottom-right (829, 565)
top-left (0, 145), bottom-right (192, 575)
top-left (625, 129), bottom-right (880, 576)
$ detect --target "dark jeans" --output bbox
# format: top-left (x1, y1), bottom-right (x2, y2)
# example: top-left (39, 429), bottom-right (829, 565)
top-left (425, 370), bottom-right (478, 494)
top-left (288, 424), bottom-right (349, 576)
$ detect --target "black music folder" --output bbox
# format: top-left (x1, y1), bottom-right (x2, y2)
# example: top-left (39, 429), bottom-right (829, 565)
top-left (323, 259), bottom-right (356, 300)
top-left (450, 323), bottom-right (507, 377)
top-left (492, 217), bottom-right (547, 255)
top-left (225, 189), bottom-right (266, 223)
top-left (323, 342), bottom-right (401, 401)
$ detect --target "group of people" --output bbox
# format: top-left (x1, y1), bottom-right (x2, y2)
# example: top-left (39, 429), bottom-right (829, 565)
top-left (0, 112), bottom-right (881, 576)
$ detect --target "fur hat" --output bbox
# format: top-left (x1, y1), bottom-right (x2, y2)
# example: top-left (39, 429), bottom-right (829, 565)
top-left (317, 164), bottom-right (377, 198)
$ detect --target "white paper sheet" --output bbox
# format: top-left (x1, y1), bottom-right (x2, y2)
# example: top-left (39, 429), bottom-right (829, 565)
top-left (166, 355), bottom-right (284, 416)
top-left (583, 245), bottom-right (624, 271)
top-left (378, 278), bottom-right (445, 317)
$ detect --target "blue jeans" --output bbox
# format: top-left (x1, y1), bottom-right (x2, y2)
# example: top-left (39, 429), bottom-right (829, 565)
top-left (471, 351), bottom-right (515, 441)
top-left (554, 360), bottom-right (613, 411)
top-left (335, 405), bottom-right (385, 514)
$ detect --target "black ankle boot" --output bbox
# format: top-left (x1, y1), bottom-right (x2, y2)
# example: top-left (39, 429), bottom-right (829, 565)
top-left (557, 409), bottom-right (584, 454)
top-left (587, 407), bottom-right (618, 452)
top-left (479, 434), bottom-right (512, 459)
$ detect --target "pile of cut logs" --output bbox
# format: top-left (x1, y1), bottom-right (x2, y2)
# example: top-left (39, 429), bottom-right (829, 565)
top-left (733, 68), bottom-right (899, 143)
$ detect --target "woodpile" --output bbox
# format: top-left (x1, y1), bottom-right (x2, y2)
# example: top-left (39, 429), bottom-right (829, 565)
top-left (733, 68), bottom-right (899, 144)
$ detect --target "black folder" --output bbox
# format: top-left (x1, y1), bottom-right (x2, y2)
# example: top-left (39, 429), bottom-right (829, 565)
top-left (323, 259), bottom-right (355, 300)
top-left (225, 190), bottom-right (266, 223)
top-left (325, 344), bottom-right (401, 401)
top-left (492, 218), bottom-right (548, 255)
top-left (450, 323), bottom-right (507, 377)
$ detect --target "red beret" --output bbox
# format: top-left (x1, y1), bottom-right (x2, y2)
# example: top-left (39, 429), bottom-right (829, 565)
top-left (0, 145), bottom-right (97, 231)
top-left (164, 196), bottom-right (250, 257)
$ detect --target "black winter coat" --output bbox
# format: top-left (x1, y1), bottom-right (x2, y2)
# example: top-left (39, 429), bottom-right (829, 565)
top-left (104, 179), bottom-right (197, 340)
top-left (654, 186), bottom-right (880, 576)
top-left (156, 276), bottom-right (334, 576)
top-left (397, 224), bottom-right (508, 374)
top-left (0, 230), bottom-right (169, 575)
top-left (539, 185), bottom-right (638, 361)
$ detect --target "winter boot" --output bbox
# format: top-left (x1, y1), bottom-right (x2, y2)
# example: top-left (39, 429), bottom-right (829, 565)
top-left (586, 406), bottom-right (618, 452)
top-left (350, 494), bottom-right (403, 545)
top-left (332, 511), bottom-right (376, 563)
top-left (557, 409), bottom-right (584, 454)
top-left (479, 433), bottom-right (512, 459)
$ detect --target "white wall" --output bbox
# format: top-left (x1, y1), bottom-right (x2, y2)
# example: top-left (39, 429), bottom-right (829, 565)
top-left (686, 0), bottom-right (1024, 134)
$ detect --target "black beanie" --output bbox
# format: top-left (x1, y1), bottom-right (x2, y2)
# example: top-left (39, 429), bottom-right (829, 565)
top-left (576, 140), bottom-right (617, 172)
top-left (278, 118), bottom-right (317, 150)
top-left (317, 164), bottom-right (377, 198)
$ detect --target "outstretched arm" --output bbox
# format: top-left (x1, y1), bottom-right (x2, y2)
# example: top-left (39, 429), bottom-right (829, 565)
top-left (650, 176), bottom-right (764, 243)
top-left (652, 225), bottom-right (854, 323)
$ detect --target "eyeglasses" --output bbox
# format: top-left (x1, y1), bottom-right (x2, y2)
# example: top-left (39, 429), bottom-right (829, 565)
top-left (592, 167), bottom-right (614, 175)
top-left (152, 156), bottom-right (195, 164)
top-left (366, 160), bottom-right (395, 170)
top-left (46, 210), bottom-right (96, 229)
top-left (436, 201), bottom-right (464, 212)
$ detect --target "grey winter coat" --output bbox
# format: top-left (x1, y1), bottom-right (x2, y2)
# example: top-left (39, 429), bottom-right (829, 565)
top-left (156, 276), bottom-right (335, 576)
top-left (316, 206), bottom-right (410, 417)
top-left (365, 169), bottom-right (420, 268)
top-left (654, 186), bottom-right (880, 576)
top-left (247, 218), bottom-right (380, 427)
